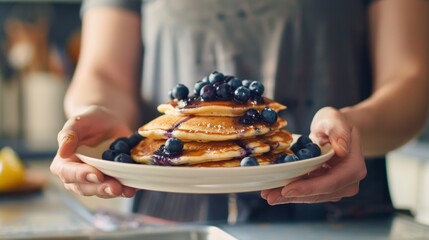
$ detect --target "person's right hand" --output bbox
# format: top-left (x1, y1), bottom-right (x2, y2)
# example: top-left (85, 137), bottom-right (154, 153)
top-left (50, 105), bottom-right (137, 198)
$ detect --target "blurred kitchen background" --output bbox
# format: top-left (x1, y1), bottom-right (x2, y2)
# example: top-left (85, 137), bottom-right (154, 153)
top-left (0, 0), bottom-right (81, 159)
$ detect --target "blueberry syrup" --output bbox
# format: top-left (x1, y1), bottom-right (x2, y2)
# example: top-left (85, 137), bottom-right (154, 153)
top-left (235, 140), bottom-right (254, 157)
top-left (185, 98), bottom-right (202, 108)
top-left (151, 145), bottom-right (179, 166)
top-left (268, 142), bottom-right (279, 151)
top-left (165, 116), bottom-right (194, 138)
top-left (151, 155), bottom-right (174, 166)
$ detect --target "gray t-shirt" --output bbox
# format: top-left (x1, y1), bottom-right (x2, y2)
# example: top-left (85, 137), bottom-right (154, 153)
top-left (81, 0), bottom-right (390, 223)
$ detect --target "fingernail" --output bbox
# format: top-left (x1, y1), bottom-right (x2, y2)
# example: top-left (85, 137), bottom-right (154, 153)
top-left (338, 138), bottom-right (349, 154)
top-left (86, 173), bottom-right (100, 183)
top-left (105, 187), bottom-right (114, 196)
top-left (260, 192), bottom-right (268, 199)
top-left (60, 134), bottom-right (73, 146)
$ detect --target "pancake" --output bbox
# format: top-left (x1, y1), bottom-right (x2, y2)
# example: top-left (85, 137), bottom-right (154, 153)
top-left (138, 114), bottom-right (287, 142)
top-left (131, 130), bottom-right (293, 165)
top-left (158, 97), bottom-right (286, 117)
top-left (188, 149), bottom-right (294, 168)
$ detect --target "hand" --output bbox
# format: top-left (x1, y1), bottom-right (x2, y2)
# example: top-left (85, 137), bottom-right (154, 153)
top-left (260, 107), bottom-right (367, 204)
top-left (50, 105), bottom-right (137, 198)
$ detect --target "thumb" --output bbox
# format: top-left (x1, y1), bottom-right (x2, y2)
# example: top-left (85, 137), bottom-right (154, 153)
top-left (310, 107), bottom-right (352, 158)
top-left (57, 129), bottom-right (79, 158)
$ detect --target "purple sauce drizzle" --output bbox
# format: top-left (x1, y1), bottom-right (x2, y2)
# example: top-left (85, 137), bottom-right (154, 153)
top-left (235, 140), bottom-right (254, 157)
top-left (165, 115), bottom-right (194, 138)
top-left (151, 155), bottom-right (175, 166)
top-left (182, 98), bottom-right (202, 109)
top-left (151, 145), bottom-right (179, 166)
top-left (268, 142), bottom-right (279, 151)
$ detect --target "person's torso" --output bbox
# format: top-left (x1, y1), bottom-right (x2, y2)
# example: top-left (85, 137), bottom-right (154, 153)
top-left (141, 0), bottom-right (372, 134)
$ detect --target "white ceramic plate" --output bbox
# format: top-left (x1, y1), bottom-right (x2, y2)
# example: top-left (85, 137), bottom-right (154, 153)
top-left (76, 135), bottom-right (334, 194)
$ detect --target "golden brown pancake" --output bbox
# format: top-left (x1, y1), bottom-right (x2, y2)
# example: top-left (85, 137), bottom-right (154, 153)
top-left (139, 114), bottom-right (287, 142)
top-left (131, 130), bottom-right (293, 165)
top-left (188, 150), bottom-right (294, 168)
top-left (158, 97), bottom-right (286, 117)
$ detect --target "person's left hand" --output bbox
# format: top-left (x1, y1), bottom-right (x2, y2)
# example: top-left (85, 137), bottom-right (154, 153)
top-left (260, 107), bottom-right (367, 204)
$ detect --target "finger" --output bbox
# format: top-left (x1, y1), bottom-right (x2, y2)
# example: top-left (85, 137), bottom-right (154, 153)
top-left (280, 128), bottom-right (366, 197)
top-left (50, 155), bottom-right (105, 184)
top-left (63, 177), bottom-right (136, 198)
top-left (310, 107), bottom-right (352, 157)
top-left (60, 115), bottom-right (107, 147)
top-left (268, 182), bottom-right (360, 205)
top-left (64, 182), bottom-right (114, 198)
top-left (57, 129), bottom-right (79, 158)
top-left (261, 187), bottom-right (282, 202)
top-left (69, 107), bottom-right (132, 142)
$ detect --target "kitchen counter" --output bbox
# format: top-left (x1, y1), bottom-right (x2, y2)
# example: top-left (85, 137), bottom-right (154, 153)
top-left (221, 216), bottom-right (429, 240)
top-left (1, 159), bottom-right (429, 240)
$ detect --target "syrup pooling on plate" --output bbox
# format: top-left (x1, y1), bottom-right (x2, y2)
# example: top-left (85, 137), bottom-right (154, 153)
top-left (101, 71), bottom-right (322, 167)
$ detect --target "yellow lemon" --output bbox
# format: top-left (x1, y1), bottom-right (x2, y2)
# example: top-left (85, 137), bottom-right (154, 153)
top-left (0, 147), bottom-right (25, 192)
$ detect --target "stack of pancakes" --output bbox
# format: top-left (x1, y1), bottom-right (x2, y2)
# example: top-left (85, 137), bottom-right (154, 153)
top-left (130, 97), bottom-right (294, 167)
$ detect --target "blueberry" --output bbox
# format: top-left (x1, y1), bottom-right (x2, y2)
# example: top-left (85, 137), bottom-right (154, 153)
top-left (285, 154), bottom-right (300, 162)
top-left (244, 109), bottom-right (260, 122)
top-left (172, 84), bottom-right (189, 100)
top-left (242, 80), bottom-right (251, 88)
top-left (154, 144), bottom-right (166, 156)
top-left (274, 154), bottom-right (287, 164)
top-left (251, 95), bottom-right (264, 104)
top-left (296, 148), bottom-right (314, 160)
top-left (208, 71), bottom-right (225, 85)
top-left (240, 156), bottom-right (259, 166)
top-left (200, 84), bottom-right (216, 101)
top-left (305, 143), bottom-right (321, 157)
top-left (261, 107), bottom-right (278, 124)
top-left (186, 95), bottom-right (198, 104)
top-left (216, 83), bottom-right (233, 100)
top-left (275, 154), bottom-right (299, 164)
top-left (233, 86), bottom-right (251, 103)
top-left (290, 143), bottom-right (301, 154)
top-left (194, 81), bottom-right (210, 96)
top-left (127, 132), bottom-right (144, 148)
top-left (202, 76), bottom-right (210, 83)
top-left (239, 116), bottom-right (253, 125)
top-left (114, 153), bottom-right (135, 163)
top-left (227, 78), bottom-right (242, 90)
top-left (110, 138), bottom-right (130, 154)
top-left (164, 137), bottom-right (184, 155)
top-left (110, 137), bottom-right (128, 147)
top-left (212, 81), bottom-right (224, 88)
top-left (290, 136), bottom-right (313, 154)
top-left (296, 135), bottom-right (313, 148)
top-left (223, 75), bottom-right (235, 83)
top-left (102, 149), bottom-right (118, 161)
top-left (249, 81), bottom-right (264, 96)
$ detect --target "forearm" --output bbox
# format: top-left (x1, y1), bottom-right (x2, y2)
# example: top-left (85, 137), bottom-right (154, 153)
top-left (64, 7), bottom-right (142, 129)
top-left (341, 71), bottom-right (429, 157)
top-left (341, 0), bottom-right (429, 157)
top-left (64, 70), bottom-right (141, 129)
